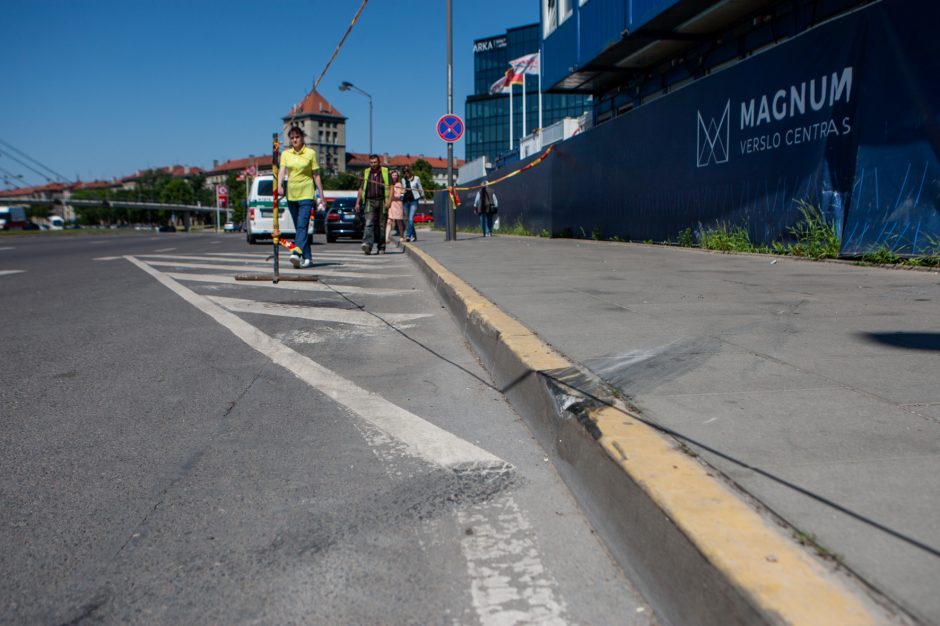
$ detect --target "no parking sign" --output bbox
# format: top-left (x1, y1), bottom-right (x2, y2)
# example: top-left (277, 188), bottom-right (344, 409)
top-left (437, 114), bottom-right (464, 143)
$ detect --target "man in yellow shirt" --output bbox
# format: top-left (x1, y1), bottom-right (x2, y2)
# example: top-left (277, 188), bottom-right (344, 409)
top-left (277, 126), bottom-right (326, 268)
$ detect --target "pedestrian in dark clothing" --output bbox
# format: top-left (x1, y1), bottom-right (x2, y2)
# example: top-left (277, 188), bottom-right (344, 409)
top-left (473, 181), bottom-right (498, 237)
top-left (355, 154), bottom-right (390, 254)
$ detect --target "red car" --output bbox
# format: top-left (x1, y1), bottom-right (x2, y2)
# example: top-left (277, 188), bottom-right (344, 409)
top-left (412, 210), bottom-right (434, 224)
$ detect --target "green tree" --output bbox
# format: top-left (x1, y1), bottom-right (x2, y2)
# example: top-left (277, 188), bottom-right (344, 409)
top-left (224, 173), bottom-right (247, 224)
top-left (411, 158), bottom-right (442, 191)
top-left (323, 171), bottom-right (360, 191)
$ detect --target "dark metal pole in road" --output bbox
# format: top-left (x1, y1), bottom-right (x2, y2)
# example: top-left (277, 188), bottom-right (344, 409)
top-left (446, 0), bottom-right (455, 241)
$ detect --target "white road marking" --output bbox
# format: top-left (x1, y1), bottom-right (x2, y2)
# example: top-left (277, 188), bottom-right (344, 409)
top-left (166, 272), bottom-right (411, 295)
top-left (458, 498), bottom-right (568, 626)
top-left (154, 247), bottom-right (175, 252)
top-left (0, 270), bottom-right (24, 277)
top-left (127, 256), bottom-right (507, 472)
top-left (350, 420), bottom-right (566, 626)
top-left (93, 256), bottom-right (122, 261)
top-left (0, 246), bottom-right (14, 251)
top-left (209, 295), bottom-right (431, 326)
top-left (143, 259), bottom-right (406, 279)
top-left (203, 251), bottom-right (409, 265)
top-left (207, 250), bottom-right (398, 259)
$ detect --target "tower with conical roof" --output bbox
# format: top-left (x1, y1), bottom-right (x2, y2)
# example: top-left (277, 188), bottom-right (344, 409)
top-left (283, 90), bottom-right (347, 175)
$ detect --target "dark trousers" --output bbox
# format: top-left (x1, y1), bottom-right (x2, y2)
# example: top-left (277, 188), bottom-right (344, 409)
top-left (362, 197), bottom-right (386, 250)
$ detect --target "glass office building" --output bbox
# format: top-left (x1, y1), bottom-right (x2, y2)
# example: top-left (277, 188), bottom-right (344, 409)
top-left (465, 23), bottom-right (590, 163)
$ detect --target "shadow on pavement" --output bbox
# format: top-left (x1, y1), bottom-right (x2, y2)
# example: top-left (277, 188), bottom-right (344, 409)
top-left (859, 332), bottom-right (940, 351)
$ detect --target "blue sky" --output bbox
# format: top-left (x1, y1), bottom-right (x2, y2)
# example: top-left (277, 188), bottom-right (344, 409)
top-left (1, 0), bottom-right (539, 185)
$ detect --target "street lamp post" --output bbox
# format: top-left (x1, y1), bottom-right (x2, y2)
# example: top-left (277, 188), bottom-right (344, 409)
top-left (339, 81), bottom-right (373, 154)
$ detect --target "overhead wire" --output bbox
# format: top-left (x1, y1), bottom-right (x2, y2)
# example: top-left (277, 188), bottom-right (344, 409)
top-left (0, 150), bottom-right (54, 183)
top-left (0, 138), bottom-right (71, 183)
top-left (287, 0), bottom-right (369, 130)
top-left (0, 164), bottom-right (38, 187)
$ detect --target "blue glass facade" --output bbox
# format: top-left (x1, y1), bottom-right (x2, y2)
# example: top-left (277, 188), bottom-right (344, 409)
top-left (465, 23), bottom-right (590, 163)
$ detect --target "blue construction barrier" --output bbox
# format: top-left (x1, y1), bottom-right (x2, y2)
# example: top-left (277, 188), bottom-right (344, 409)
top-left (441, 0), bottom-right (939, 256)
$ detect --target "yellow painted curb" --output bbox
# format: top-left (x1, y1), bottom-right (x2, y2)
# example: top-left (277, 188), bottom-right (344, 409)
top-left (408, 243), bottom-right (889, 625)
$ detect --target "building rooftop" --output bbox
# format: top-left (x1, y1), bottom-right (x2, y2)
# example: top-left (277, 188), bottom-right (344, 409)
top-left (284, 90), bottom-right (345, 120)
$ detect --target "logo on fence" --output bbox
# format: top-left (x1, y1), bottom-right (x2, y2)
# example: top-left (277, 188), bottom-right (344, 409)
top-left (696, 100), bottom-right (730, 167)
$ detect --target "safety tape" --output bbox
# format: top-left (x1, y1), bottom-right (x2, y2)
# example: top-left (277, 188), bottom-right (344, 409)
top-left (439, 144), bottom-right (555, 207)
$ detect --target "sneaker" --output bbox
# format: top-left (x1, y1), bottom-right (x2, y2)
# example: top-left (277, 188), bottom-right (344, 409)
top-left (300, 258), bottom-right (313, 269)
top-left (289, 253), bottom-right (301, 268)
top-left (361, 243), bottom-right (371, 255)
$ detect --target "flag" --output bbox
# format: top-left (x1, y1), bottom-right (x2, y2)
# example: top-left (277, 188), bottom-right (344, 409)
top-left (490, 68), bottom-right (524, 94)
top-left (510, 52), bottom-right (540, 76)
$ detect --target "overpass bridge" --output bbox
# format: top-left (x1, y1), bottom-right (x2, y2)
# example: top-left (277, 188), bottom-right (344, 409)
top-left (1, 197), bottom-right (223, 230)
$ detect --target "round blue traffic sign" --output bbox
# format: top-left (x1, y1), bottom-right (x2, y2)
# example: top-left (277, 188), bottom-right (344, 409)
top-left (437, 114), bottom-right (464, 142)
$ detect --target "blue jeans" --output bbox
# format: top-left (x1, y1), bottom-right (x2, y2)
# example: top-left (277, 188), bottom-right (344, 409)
top-left (287, 199), bottom-right (312, 259)
top-left (479, 212), bottom-right (494, 236)
top-left (404, 200), bottom-right (419, 240)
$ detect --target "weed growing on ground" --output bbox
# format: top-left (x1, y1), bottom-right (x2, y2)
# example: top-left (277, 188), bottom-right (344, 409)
top-left (697, 222), bottom-right (754, 252)
top-left (676, 228), bottom-right (695, 247)
top-left (786, 200), bottom-right (840, 259)
top-left (497, 218), bottom-right (535, 237)
top-left (860, 244), bottom-right (903, 265)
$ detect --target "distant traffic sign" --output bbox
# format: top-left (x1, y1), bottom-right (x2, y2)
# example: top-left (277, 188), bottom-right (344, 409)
top-left (437, 114), bottom-right (464, 142)
top-left (216, 184), bottom-right (229, 208)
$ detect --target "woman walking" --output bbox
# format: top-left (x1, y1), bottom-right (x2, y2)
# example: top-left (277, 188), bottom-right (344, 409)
top-left (277, 126), bottom-right (326, 268)
top-left (384, 170), bottom-right (406, 251)
top-left (402, 166), bottom-right (424, 242)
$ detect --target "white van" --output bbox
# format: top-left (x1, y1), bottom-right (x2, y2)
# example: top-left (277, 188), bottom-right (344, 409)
top-left (245, 175), bottom-right (314, 244)
top-left (49, 215), bottom-right (65, 230)
top-left (0, 206), bottom-right (28, 230)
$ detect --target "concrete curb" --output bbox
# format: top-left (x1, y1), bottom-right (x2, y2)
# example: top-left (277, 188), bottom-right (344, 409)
top-left (406, 242), bottom-right (903, 626)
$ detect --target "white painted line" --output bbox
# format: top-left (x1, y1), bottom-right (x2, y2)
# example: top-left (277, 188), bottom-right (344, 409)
top-left (205, 252), bottom-right (269, 258)
top-left (141, 253), bottom-right (408, 269)
top-left (458, 497), bottom-right (568, 625)
top-left (203, 251), bottom-right (408, 264)
top-left (166, 272), bottom-right (411, 296)
top-left (93, 256), bottom-right (122, 261)
top-left (209, 295), bottom-right (431, 326)
top-left (126, 256), bottom-right (507, 472)
top-left (0, 246), bottom-right (14, 251)
top-left (144, 259), bottom-right (406, 279)
top-left (0, 270), bottom-right (24, 277)
top-left (154, 247), bottom-right (175, 253)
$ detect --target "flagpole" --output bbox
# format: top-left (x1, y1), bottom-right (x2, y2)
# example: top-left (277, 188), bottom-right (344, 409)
top-left (538, 60), bottom-right (543, 132)
top-left (509, 84), bottom-right (514, 151)
top-left (522, 74), bottom-right (527, 144)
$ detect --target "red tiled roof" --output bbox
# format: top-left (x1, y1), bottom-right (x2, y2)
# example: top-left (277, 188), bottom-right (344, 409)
top-left (121, 165), bottom-right (204, 181)
top-left (0, 181), bottom-right (68, 196)
top-left (208, 155), bottom-right (270, 175)
top-left (285, 90), bottom-right (344, 119)
top-left (346, 153), bottom-right (464, 170)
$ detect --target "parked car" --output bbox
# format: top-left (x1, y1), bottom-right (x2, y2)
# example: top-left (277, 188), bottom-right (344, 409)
top-left (413, 209), bottom-right (434, 224)
top-left (223, 221), bottom-right (236, 232)
top-left (324, 197), bottom-right (364, 243)
top-left (48, 216), bottom-right (65, 230)
top-left (313, 191), bottom-right (358, 234)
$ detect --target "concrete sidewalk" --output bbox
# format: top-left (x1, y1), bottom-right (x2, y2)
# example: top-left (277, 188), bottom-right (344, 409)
top-left (410, 231), bottom-right (940, 625)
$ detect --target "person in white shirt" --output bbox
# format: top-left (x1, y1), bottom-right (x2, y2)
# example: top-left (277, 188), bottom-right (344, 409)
top-left (401, 166), bottom-right (424, 242)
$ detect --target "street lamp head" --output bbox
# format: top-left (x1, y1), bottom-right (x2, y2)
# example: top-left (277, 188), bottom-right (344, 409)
top-left (339, 81), bottom-right (353, 91)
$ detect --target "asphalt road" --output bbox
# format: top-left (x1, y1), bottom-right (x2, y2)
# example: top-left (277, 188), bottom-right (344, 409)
top-left (0, 231), bottom-right (654, 625)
